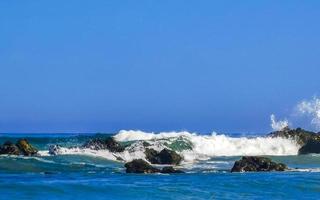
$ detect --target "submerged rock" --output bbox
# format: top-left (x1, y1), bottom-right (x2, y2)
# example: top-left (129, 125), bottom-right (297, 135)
top-left (160, 166), bottom-right (184, 173)
top-left (145, 148), bottom-right (182, 165)
top-left (124, 159), bottom-right (185, 174)
top-left (231, 156), bottom-right (288, 172)
top-left (298, 140), bottom-right (320, 154)
top-left (16, 139), bottom-right (38, 156)
top-left (0, 141), bottom-right (20, 155)
top-left (124, 159), bottom-right (160, 173)
top-left (269, 127), bottom-right (320, 154)
top-left (83, 137), bottom-right (125, 152)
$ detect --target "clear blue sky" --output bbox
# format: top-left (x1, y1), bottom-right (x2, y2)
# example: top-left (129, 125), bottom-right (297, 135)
top-left (0, 1), bottom-right (319, 133)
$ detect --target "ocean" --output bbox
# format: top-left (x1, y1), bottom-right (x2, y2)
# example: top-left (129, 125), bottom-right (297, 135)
top-left (0, 131), bottom-right (319, 199)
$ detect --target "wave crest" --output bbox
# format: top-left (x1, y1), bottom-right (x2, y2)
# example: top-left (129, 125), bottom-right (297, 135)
top-left (41, 130), bottom-right (300, 164)
top-left (114, 130), bottom-right (299, 159)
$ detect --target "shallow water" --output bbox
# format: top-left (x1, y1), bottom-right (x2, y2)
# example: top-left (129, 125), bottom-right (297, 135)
top-left (0, 132), bottom-right (320, 199)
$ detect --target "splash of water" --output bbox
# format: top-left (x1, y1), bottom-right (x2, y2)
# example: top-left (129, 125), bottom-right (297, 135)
top-left (297, 97), bottom-right (320, 130)
top-left (43, 130), bottom-right (300, 164)
top-left (270, 114), bottom-right (289, 131)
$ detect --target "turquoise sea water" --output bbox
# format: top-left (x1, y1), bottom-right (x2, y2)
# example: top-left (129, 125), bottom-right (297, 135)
top-left (0, 133), bottom-right (320, 199)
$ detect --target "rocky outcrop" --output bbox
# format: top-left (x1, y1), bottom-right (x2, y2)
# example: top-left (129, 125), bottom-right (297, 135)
top-left (231, 156), bottom-right (288, 172)
top-left (298, 140), bottom-right (320, 154)
top-left (124, 159), bottom-right (185, 174)
top-left (16, 139), bottom-right (38, 156)
top-left (145, 148), bottom-right (182, 165)
top-left (83, 137), bottom-right (125, 152)
top-left (124, 159), bottom-right (160, 173)
top-left (0, 139), bottom-right (38, 156)
top-left (269, 127), bottom-right (320, 154)
top-left (145, 148), bottom-right (158, 163)
top-left (0, 141), bottom-right (20, 155)
top-left (269, 127), bottom-right (320, 145)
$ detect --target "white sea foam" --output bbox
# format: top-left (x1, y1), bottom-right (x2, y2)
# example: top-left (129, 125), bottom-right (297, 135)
top-left (42, 147), bottom-right (124, 161)
top-left (114, 130), bottom-right (198, 141)
top-left (116, 130), bottom-right (300, 162)
top-left (43, 130), bottom-right (301, 163)
top-left (42, 145), bottom-right (147, 162)
top-left (289, 168), bottom-right (320, 172)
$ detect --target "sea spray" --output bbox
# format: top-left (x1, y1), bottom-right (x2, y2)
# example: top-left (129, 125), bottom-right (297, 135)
top-left (115, 130), bottom-right (300, 159)
top-left (43, 130), bottom-right (300, 163)
top-left (270, 114), bottom-right (289, 131)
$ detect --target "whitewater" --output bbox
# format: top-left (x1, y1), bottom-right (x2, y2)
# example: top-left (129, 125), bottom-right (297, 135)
top-left (1, 131), bottom-right (320, 199)
top-left (37, 130), bottom-right (300, 164)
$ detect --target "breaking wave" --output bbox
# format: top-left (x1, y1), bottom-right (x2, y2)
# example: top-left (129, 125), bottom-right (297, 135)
top-left (42, 130), bottom-right (300, 164)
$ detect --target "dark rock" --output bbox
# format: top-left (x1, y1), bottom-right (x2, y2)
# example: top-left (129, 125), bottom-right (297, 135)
top-left (124, 159), bottom-right (160, 173)
top-left (145, 148), bottom-right (160, 164)
top-left (269, 127), bottom-right (320, 154)
top-left (231, 156), bottom-right (288, 172)
top-left (145, 148), bottom-right (182, 165)
top-left (16, 139), bottom-right (38, 156)
top-left (43, 171), bottom-right (55, 175)
top-left (124, 159), bottom-right (185, 174)
top-left (269, 127), bottom-right (320, 146)
top-left (161, 166), bottom-right (184, 173)
top-left (105, 137), bottom-right (125, 152)
top-left (83, 137), bottom-right (125, 152)
top-left (298, 140), bottom-right (320, 154)
top-left (158, 149), bottom-right (182, 165)
top-left (0, 141), bottom-right (20, 155)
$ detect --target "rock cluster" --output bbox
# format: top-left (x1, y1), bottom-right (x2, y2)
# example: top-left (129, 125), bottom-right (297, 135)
top-left (0, 139), bottom-right (38, 156)
top-left (269, 127), bottom-right (320, 154)
top-left (231, 156), bottom-right (287, 172)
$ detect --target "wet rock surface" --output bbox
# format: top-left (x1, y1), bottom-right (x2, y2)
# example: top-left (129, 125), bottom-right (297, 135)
top-left (298, 140), bottom-right (320, 154)
top-left (124, 159), bottom-right (185, 174)
top-left (0, 141), bottom-right (20, 155)
top-left (231, 156), bottom-right (288, 172)
top-left (124, 159), bottom-right (160, 173)
top-left (269, 127), bottom-right (320, 154)
top-left (269, 127), bottom-right (320, 145)
top-left (145, 148), bottom-right (182, 165)
top-left (83, 137), bottom-right (125, 152)
top-left (16, 139), bottom-right (38, 156)
top-left (0, 139), bottom-right (38, 156)
top-left (160, 166), bottom-right (184, 173)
